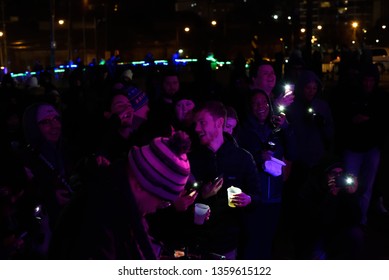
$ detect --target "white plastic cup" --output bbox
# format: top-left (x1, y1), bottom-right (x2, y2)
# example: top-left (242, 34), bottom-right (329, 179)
top-left (194, 203), bottom-right (210, 225)
top-left (227, 186), bottom-right (242, 208)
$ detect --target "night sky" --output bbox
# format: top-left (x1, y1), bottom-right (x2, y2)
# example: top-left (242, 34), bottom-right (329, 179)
top-left (2, 0), bottom-right (283, 45)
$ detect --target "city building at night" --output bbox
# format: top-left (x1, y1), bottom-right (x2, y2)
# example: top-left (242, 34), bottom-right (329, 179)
top-left (0, 0), bottom-right (387, 71)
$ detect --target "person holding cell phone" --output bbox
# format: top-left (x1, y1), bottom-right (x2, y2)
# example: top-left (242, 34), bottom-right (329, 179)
top-left (146, 175), bottom-right (201, 258)
top-left (278, 70), bottom-right (336, 259)
top-left (337, 63), bottom-right (387, 226)
top-left (296, 158), bottom-right (364, 260)
top-left (248, 60), bottom-right (295, 112)
top-left (237, 89), bottom-right (296, 259)
top-left (49, 131), bottom-right (192, 260)
top-left (287, 70), bottom-right (334, 170)
top-left (187, 101), bottom-right (261, 260)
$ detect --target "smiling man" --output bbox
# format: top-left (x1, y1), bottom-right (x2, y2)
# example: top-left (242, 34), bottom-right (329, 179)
top-left (249, 60), bottom-right (295, 109)
top-left (187, 100), bottom-right (260, 259)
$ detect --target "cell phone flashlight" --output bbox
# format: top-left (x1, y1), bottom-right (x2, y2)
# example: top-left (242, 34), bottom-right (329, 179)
top-left (33, 204), bottom-right (43, 221)
top-left (185, 181), bottom-right (201, 195)
top-left (345, 176), bottom-right (354, 185)
top-left (307, 107), bottom-right (316, 115)
top-left (284, 84), bottom-right (295, 96)
top-left (192, 181), bottom-right (200, 189)
top-left (335, 175), bottom-right (354, 188)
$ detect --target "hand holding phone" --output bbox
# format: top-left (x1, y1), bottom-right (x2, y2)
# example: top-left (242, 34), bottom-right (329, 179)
top-left (185, 181), bottom-right (201, 195)
top-left (275, 84), bottom-right (295, 108)
top-left (212, 174), bottom-right (224, 185)
top-left (202, 175), bottom-right (224, 199)
top-left (335, 174), bottom-right (357, 194)
top-left (284, 84), bottom-right (295, 96)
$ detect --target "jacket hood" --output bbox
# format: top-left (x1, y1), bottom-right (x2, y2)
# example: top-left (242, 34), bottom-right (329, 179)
top-left (295, 70), bottom-right (322, 101)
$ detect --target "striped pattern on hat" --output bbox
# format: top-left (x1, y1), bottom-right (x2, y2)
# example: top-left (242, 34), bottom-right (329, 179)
top-left (128, 137), bottom-right (190, 201)
top-left (126, 86), bottom-right (148, 111)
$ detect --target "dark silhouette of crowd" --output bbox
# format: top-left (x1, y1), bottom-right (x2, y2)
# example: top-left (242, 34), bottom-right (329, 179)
top-left (1, 47), bottom-right (389, 260)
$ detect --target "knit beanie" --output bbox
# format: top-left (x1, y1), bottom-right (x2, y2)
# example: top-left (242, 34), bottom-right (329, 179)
top-left (128, 132), bottom-right (191, 201)
top-left (125, 86), bottom-right (149, 112)
top-left (36, 104), bottom-right (59, 123)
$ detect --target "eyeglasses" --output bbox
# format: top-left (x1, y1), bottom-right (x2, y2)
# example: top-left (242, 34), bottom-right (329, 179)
top-left (38, 116), bottom-right (61, 126)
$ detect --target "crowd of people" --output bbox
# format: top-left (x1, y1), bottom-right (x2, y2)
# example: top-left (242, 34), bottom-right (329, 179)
top-left (1, 50), bottom-right (389, 260)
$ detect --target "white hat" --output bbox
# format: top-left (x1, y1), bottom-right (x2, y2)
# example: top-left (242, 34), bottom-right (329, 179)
top-left (26, 76), bottom-right (39, 88)
top-left (121, 69), bottom-right (133, 80)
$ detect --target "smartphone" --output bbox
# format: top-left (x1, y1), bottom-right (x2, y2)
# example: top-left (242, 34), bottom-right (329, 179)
top-left (212, 174), bottom-right (224, 184)
top-left (18, 231), bottom-right (28, 241)
top-left (278, 105), bottom-right (286, 113)
top-left (335, 175), bottom-right (354, 188)
top-left (185, 181), bottom-right (201, 195)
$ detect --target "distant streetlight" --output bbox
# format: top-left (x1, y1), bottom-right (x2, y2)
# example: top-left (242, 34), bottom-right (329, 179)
top-left (176, 27), bottom-right (190, 50)
top-left (1, 0), bottom-right (7, 68)
top-left (50, 0), bottom-right (56, 68)
top-left (0, 30), bottom-right (3, 66)
top-left (58, 19), bottom-right (64, 25)
top-left (300, 28), bottom-right (306, 33)
top-left (211, 20), bottom-right (217, 26)
top-left (317, 25), bottom-right (322, 30)
top-left (351, 21), bottom-right (358, 43)
top-left (382, 25), bottom-right (387, 30)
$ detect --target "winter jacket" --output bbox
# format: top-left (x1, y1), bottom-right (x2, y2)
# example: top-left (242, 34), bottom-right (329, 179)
top-left (238, 114), bottom-right (296, 203)
top-left (187, 134), bottom-right (260, 255)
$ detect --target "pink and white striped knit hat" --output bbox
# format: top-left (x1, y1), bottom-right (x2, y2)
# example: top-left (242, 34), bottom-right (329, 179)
top-left (128, 137), bottom-right (190, 201)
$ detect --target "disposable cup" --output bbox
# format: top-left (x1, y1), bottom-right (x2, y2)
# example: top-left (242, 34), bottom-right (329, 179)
top-left (194, 203), bottom-right (210, 225)
top-left (227, 186), bottom-right (242, 208)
